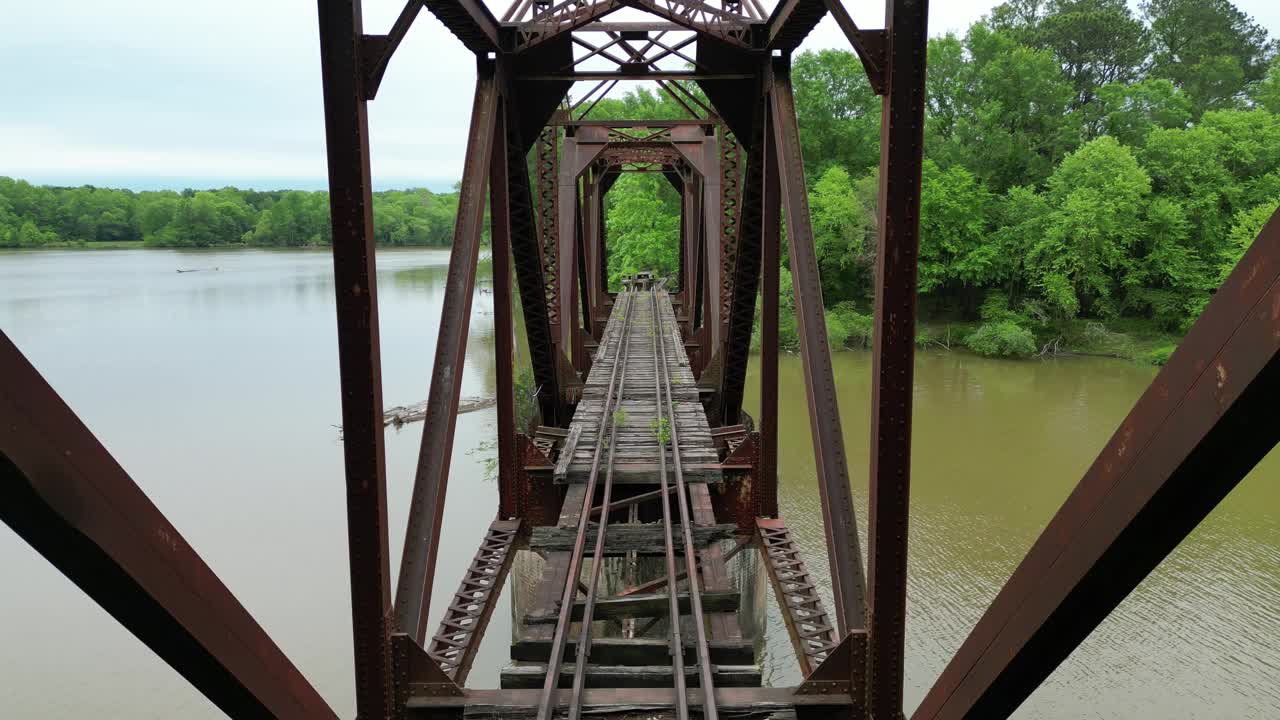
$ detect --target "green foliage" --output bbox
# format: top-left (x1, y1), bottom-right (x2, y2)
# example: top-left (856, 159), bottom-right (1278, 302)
top-left (966, 320), bottom-right (1039, 357)
top-left (0, 178), bottom-right (460, 248)
top-left (650, 417), bottom-right (671, 445)
top-left (825, 303), bottom-right (874, 349)
top-left (605, 173), bottom-right (681, 288)
top-left (919, 161), bottom-right (997, 295)
top-left (810, 166), bottom-right (877, 301)
top-left (1143, 0), bottom-right (1277, 114)
top-left (1146, 344), bottom-right (1177, 365)
top-left (793, 50), bottom-right (882, 175)
top-left (1029, 137), bottom-right (1152, 317)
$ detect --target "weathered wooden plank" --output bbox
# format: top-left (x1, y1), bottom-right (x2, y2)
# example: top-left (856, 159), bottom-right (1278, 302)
top-left (510, 637), bottom-right (754, 665)
top-left (500, 663), bottom-right (762, 688)
top-left (406, 686), bottom-right (853, 716)
top-left (529, 523), bottom-right (738, 553)
top-left (525, 590), bottom-right (741, 624)
top-left (690, 482), bottom-right (742, 642)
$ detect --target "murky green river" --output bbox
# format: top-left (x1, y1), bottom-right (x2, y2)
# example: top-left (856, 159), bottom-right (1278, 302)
top-left (1, 249), bottom-right (1276, 718)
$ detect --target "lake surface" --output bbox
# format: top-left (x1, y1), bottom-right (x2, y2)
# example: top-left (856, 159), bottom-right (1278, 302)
top-left (1, 248), bottom-right (1276, 718)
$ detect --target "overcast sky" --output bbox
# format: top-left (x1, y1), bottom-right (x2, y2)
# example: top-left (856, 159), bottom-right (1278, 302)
top-left (2, 0), bottom-right (1277, 191)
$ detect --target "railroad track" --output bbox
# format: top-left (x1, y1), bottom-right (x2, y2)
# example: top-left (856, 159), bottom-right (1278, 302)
top-left (535, 276), bottom-right (719, 720)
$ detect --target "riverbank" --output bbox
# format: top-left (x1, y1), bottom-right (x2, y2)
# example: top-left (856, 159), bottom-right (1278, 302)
top-left (915, 316), bottom-right (1180, 365)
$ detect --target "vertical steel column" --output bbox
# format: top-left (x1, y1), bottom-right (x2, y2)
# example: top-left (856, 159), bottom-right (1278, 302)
top-left (701, 132), bottom-right (723, 353)
top-left (558, 134), bottom-right (580, 360)
top-left (720, 91), bottom-right (768, 426)
top-left (868, 2), bottom-right (929, 717)
top-left (491, 101), bottom-right (519, 520)
top-left (759, 105), bottom-right (780, 495)
top-left (396, 59), bottom-right (499, 644)
top-left (770, 57), bottom-right (868, 637)
top-left (316, 1), bottom-right (393, 715)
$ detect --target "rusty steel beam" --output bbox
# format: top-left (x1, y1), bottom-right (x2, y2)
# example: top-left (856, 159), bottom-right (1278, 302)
top-left (766, 0), bottom-right (828, 51)
top-left (316, 1), bottom-right (396, 714)
top-left (360, 0), bottom-right (424, 99)
top-left (866, 2), bottom-right (928, 718)
top-left (913, 207), bottom-right (1280, 719)
top-left (0, 332), bottom-right (338, 720)
top-left (425, 520), bottom-right (521, 684)
top-left (423, 0), bottom-right (501, 54)
top-left (492, 102), bottom-right (520, 519)
top-left (506, 94), bottom-right (565, 425)
top-left (719, 89), bottom-right (766, 426)
top-left (770, 58), bottom-right (868, 638)
top-left (759, 104), bottom-right (780, 492)
top-left (822, 0), bottom-right (889, 95)
top-left (396, 59), bottom-right (499, 644)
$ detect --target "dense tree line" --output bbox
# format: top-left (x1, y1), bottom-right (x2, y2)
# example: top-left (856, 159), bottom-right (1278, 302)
top-left (599, 0), bottom-right (1280, 360)
top-left (798, 0), bottom-right (1280, 359)
top-left (0, 179), bottom-right (461, 248)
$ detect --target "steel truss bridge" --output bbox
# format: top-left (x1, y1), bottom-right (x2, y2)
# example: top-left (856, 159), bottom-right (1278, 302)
top-left (4, 0), bottom-right (1280, 718)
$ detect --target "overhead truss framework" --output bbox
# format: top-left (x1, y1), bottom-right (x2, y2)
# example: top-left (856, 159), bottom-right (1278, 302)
top-left (4, 1), bottom-right (1280, 720)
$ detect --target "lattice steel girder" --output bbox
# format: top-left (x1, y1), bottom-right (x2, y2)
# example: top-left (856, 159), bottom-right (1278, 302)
top-left (769, 57), bottom-right (868, 639)
top-left (317, 0), bottom-right (396, 714)
top-left (396, 60), bottom-right (499, 645)
top-left (757, 518), bottom-right (840, 675)
top-left (426, 520), bottom-right (521, 684)
top-left (504, 87), bottom-right (566, 426)
top-left (867, 1), bottom-right (929, 718)
top-left (510, 0), bottom-right (753, 52)
top-left (0, 332), bottom-right (338, 720)
top-left (423, 0), bottom-right (501, 53)
top-left (913, 207), bottom-right (1280, 720)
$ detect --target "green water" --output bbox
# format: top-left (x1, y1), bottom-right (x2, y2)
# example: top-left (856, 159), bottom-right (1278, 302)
top-left (0, 249), bottom-right (1276, 718)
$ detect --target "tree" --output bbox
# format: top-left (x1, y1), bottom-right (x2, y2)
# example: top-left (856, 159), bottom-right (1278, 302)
top-left (1093, 79), bottom-right (1192, 146)
top-left (603, 174), bottom-right (681, 286)
top-left (918, 161), bottom-right (997, 306)
top-left (925, 34), bottom-right (969, 162)
top-left (810, 166), bottom-right (878, 301)
top-left (1037, 0), bottom-right (1151, 110)
top-left (792, 49), bottom-right (882, 178)
top-left (1143, 0), bottom-right (1277, 114)
top-left (1218, 200), bottom-right (1280, 281)
top-left (1251, 57), bottom-right (1280, 113)
top-left (954, 24), bottom-right (1080, 191)
top-left (1140, 125), bottom-right (1233, 255)
top-left (1029, 136), bottom-right (1152, 317)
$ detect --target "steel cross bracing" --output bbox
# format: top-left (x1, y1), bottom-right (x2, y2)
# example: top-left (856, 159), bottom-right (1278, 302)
top-left (5, 1), bottom-right (1280, 719)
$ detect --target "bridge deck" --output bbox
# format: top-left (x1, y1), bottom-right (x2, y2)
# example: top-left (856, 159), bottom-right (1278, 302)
top-left (554, 288), bottom-right (722, 485)
top-left (509, 282), bottom-right (751, 716)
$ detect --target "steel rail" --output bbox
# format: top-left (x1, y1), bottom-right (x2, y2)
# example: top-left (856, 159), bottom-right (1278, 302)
top-left (535, 288), bottom-right (637, 720)
top-left (566, 281), bottom-right (642, 720)
top-left (653, 284), bottom-right (719, 720)
top-left (644, 282), bottom-right (693, 720)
